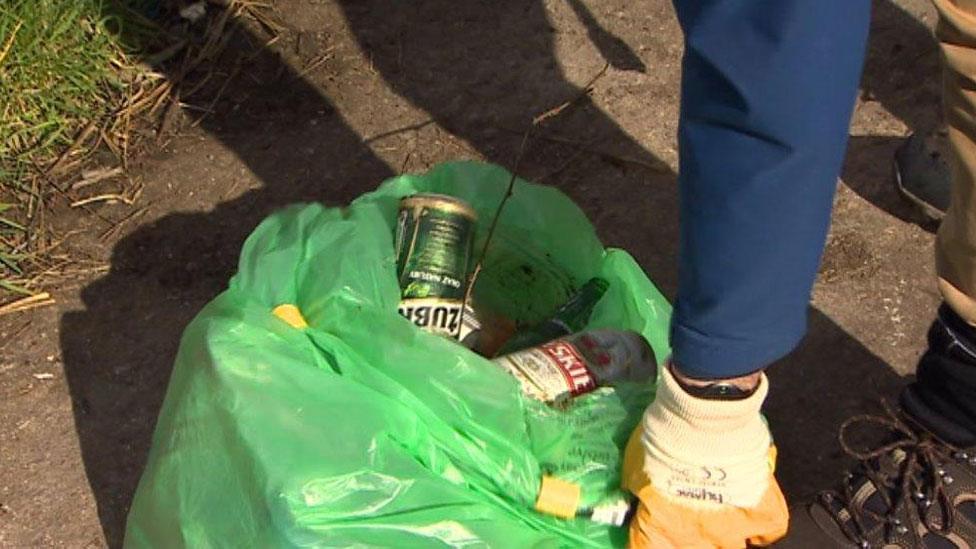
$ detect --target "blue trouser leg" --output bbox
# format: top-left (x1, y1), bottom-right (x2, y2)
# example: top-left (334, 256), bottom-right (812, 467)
top-left (670, 0), bottom-right (872, 379)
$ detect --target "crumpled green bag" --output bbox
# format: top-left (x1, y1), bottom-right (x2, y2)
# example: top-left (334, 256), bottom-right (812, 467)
top-left (124, 161), bottom-right (672, 548)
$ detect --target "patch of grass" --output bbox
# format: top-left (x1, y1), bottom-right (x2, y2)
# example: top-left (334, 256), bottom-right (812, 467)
top-left (0, 0), bottom-right (163, 301)
top-left (2, 1), bottom-right (123, 180)
top-left (0, 0), bottom-right (275, 306)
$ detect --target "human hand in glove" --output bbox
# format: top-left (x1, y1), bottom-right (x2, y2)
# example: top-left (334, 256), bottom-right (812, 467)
top-left (621, 365), bottom-right (789, 548)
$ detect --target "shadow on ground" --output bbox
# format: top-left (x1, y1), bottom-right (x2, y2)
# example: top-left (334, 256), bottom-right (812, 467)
top-left (61, 1), bottom-right (927, 545)
top-left (844, 0), bottom-right (943, 230)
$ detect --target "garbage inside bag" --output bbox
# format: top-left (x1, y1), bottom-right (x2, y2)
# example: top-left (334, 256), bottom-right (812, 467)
top-left (124, 161), bottom-right (672, 548)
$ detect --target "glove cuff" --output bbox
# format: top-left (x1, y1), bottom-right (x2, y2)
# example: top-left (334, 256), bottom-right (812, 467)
top-left (640, 365), bottom-right (772, 508)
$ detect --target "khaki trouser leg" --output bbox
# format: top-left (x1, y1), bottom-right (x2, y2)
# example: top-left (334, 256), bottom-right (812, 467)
top-left (934, 0), bottom-right (976, 323)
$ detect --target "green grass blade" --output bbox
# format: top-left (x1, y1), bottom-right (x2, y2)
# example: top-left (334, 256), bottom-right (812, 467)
top-left (0, 279), bottom-right (33, 296)
top-left (0, 216), bottom-right (26, 231)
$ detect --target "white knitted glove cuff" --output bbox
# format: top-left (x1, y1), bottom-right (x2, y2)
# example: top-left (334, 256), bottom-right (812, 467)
top-left (640, 365), bottom-right (772, 509)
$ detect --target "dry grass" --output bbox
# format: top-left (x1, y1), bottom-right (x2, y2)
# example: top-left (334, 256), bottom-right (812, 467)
top-left (0, 0), bottom-right (279, 310)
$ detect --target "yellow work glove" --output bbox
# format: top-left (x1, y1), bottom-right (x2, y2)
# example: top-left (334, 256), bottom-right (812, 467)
top-left (621, 368), bottom-right (789, 548)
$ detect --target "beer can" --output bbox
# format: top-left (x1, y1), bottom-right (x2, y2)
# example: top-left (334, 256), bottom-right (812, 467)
top-left (395, 193), bottom-right (477, 338)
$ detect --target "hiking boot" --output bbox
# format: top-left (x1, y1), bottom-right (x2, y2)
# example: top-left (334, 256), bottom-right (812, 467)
top-left (893, 130), bottom-right (951, 222)
top-left (778, 404), bottom-right (976, 548)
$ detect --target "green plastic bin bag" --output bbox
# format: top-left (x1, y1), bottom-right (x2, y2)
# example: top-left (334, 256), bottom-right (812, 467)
top-left (124, 161), bottom-right (672, 548)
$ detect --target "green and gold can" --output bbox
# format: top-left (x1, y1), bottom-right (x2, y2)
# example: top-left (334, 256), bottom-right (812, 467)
top-left (395, 193), bottom-right (477, 338)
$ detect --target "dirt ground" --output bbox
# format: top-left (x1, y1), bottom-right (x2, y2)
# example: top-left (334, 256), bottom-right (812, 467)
top-left (0, 0), bottom-right (948, 546)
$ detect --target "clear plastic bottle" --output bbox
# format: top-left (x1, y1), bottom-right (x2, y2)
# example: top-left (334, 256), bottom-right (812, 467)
top-left (493, 329), bottom-right (656, 404)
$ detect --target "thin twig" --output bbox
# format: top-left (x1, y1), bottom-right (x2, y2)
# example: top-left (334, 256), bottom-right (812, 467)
top-left (365, 119), bottom-right (435, 144)
top-left (463, 128), bottom-right (532, 313)
top-left (400, 150), bottom-right (413, 174)
top-left (100, 205), bottom-right (150, 241)
top-left (72, 166), bottom-right (123, 190)
top-left (499, 126), bottom-right (670, 172)
top-left (295, 48), bottom-right (336, 78)
top-left (148, 81), bottom-right (174, 119)
top-left (0, 292), bottom-right (55, 316)
top-left (533, 62), bottom-right (609, 125)
top-left (536, 144), bottom-right (592, 183)
top-left (190, 61), bottom-right (242, 128)
top-left (45, 120), bottom-right (96, 178)
top-left (26, 174), bottom-right (37, 223)
top-left (179, 102), bottom-right (215, 114)
top-left (70, 194), bottom-right (132, 208)
top-left (462, 62), bottom-right (613, 311)
top-left (31, 164), bottom-right (115, 227)
top-left (180, 65), bottom-right (216, 99)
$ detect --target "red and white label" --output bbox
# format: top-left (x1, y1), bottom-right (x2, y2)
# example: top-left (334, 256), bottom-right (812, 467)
top-left (496, 339), bottom-right (597, 402)
top-left (541, 341), bottom-right (596, 396)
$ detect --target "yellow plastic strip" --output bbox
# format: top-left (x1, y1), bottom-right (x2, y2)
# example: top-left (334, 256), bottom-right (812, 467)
top-left (534, 476), bottom-right (581, 519)
top-left (272, 304), bottom-right (308, 329)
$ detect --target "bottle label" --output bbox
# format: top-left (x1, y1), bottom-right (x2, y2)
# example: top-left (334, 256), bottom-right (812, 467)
top-left (398, 298), bottom-right (463, 338)
top-left (497, 339), bottom-right (596, 402)
top-left (589, 498), bottom-right (635, 526)
top-left (457, 303), bottom-right (480, 342)
top-left (395, 195), bottom-right (475, 301)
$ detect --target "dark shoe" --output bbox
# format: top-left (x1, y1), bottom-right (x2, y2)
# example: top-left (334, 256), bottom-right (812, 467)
top-left (893, 130), bottom-right (951, 222)
top-left (778, 403), bottom-right (976, 548)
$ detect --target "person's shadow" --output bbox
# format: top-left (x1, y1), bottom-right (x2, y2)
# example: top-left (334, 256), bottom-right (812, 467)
top-left (61, 1), bottom-right (915, 545)
top-left (844, 0), bottom-right (944, 229)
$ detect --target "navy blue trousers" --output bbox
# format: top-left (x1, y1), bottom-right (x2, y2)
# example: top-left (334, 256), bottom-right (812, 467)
top-left (670, 0), bottom-right (872, 378)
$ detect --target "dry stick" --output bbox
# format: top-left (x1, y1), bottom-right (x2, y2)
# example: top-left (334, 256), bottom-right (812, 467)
top-left (26, 174), bottom-right (37, 222)
top-left (498, 127), bottom-right (670, 173)
top-left (25, 175), bottom-right (40, 254)
top-left (191, 58), bottom-right (243, 128)
top-left (100, 206), bottom-right (150, 241)
top-left (462, 129), bottom-right (532, 314)
top-left (72, 167), bottom-right (124, 190)
top-left (296, 49), bottom-right (336, 79)
top-left (70, 194), bottom-right (132, 208)
top-left (44, 121), bottom-right (96, 178)
top-left (121, 100), bottom-right (132, 171)
top-left (399, 150), bottom-right (413, 174)
top-left (462, 63), bottom-right (611, 312)
top-left (126, 79), bottom-right (169, 115)
top-left (100, 127), bottom-right (122, 158)
top-left (148, 81), bottom-right (175, 119)
top-left (0, 292), bottom-right (55, 317)
top-left (365, 119), bottom-right (435, 144)
top-left (192, 5), bottom-right (234, 71)
top-left (180, 66), bottom-right (216, 99)
top-left (156, 92), bottom-right (182, 146)
top-left (533, 61), bottom-right (609, 126)
top-left (142, 39), bottom-right (189, 68)
top-left (32, 163), bottom-right (115, 228)
top-left (536, 143), bottom-right (592, 183)
top-left (242, 1), bottom-right (284, 37)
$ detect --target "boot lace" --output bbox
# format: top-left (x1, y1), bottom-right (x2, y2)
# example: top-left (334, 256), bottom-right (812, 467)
top-left (818, 400), bottom-right (960, 547)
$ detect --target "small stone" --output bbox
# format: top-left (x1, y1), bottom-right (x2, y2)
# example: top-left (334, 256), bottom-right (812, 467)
top-left (179, 1), bottom-right (206, 23)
